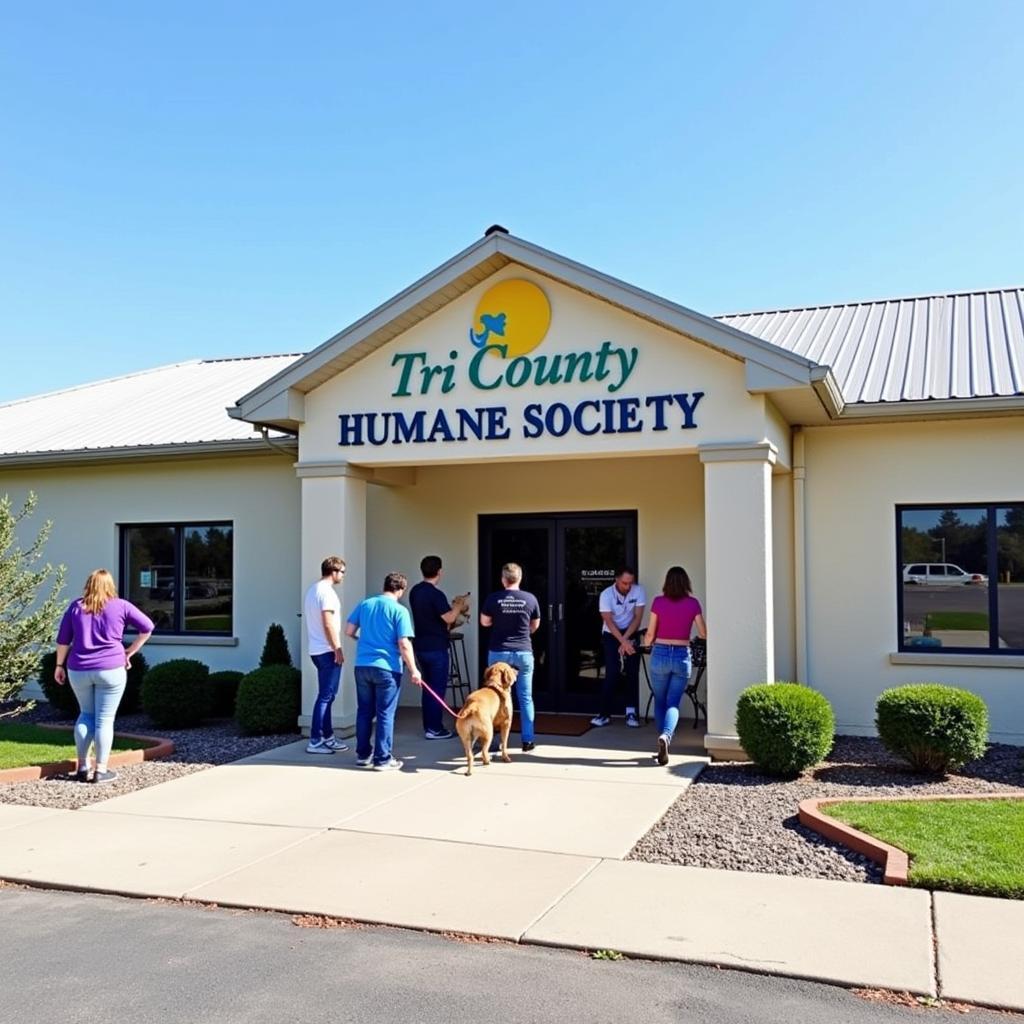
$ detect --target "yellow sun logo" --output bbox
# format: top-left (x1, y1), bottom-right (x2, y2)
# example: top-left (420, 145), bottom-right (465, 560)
top-left (469, 279), bottom-right (551, 358)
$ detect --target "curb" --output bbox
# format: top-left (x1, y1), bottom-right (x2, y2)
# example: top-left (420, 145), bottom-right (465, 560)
top-left (0, 725), bottom-right (175, 784)
top-left (798, 792), bottom-right (1024, 886)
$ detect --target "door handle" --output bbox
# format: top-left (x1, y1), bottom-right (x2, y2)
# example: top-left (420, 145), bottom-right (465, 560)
top-left (558, 603), bottom-right (564, 622)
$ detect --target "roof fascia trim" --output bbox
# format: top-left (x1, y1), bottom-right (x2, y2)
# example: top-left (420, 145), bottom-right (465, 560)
top-left (836, 395), bottom-right (1024, 422)
top-left (232, 231), bottom-right (826, 424)
top-left (0, 438), bottom-right (298, 469)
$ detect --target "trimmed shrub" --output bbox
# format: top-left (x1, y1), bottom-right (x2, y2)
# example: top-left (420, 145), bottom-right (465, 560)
top-left (736, 682), bottom-right (835, 776)
top-left (38, 650), bottom-right (79, 718)
top-left (38, 649), bottom-right (149, 718)
top-left (876, 684), bottom-right (988, 774)
top-left (235, 665), bottom-right (301, 736)
top-left (259, 623), bottom-right (293, 668)
top-left (141, 658), bottom-right (211, 728)
top-left (207, 670), bottom-right (245, 718)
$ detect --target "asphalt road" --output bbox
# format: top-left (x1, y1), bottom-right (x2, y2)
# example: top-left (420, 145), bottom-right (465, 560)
top-left (0, 887), bottom-right (1010, 1024)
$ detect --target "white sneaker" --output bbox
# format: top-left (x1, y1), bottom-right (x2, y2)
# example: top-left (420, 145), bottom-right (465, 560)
top-left (424, 728), bottom-right (454, 740)
top-left (355, 755), bottom-right (373, 767)
top-left (306, 740), bottom-right (334, 754)
top-left (372, 757), bottom-right (404, 772)
top-left (323, 736), bottom-right (349, 751)
top-left (625, 712), bottom-right (640, 728)
top-left (590, 714), bottom-right (611, 727)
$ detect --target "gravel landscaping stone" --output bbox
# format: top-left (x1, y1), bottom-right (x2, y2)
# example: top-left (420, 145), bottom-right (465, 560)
top-left (628, 736), bottom-right (1024, 884)
top-left (0, 703), bottom-right (299, 811)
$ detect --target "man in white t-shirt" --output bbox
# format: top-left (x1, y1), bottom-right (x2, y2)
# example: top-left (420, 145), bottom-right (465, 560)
top-left (303, 555), bottom-right (349, 754)
top-left (592, 566), bottom-right (646, 728)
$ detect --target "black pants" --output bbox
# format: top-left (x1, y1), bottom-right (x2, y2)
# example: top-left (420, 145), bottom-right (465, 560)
top-left (600, 632), bottom-right (640, 716)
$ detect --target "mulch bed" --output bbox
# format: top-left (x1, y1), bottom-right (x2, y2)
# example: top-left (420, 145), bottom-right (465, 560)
top-left (628, 736), bottom-right (1024, 885)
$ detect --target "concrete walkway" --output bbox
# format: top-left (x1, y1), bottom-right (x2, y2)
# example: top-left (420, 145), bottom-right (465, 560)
top-left (1, 713), bottom-right (1021, 1011)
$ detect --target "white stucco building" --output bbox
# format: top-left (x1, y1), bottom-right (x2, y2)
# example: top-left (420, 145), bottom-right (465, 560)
top-left (3, 228), bottom-right (1022, 752)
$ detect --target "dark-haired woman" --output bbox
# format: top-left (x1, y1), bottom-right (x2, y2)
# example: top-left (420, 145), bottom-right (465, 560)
top-left (54, 569), bottom-right (154, 783)
top-left (643, 566), bottom-right (706, 766)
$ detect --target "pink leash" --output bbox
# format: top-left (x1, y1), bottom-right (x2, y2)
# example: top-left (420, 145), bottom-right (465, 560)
top-left (417, 678), bottom-right (465, 719)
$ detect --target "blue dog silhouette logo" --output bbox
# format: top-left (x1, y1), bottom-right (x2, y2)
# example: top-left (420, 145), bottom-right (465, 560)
top-left (468, 280), bottom-right (551, 358)
top-left (469, 312), bottom-right (507, 348)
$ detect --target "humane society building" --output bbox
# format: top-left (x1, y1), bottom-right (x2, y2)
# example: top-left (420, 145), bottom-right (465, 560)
top-left (3, 228), bottom-right (1023, 752)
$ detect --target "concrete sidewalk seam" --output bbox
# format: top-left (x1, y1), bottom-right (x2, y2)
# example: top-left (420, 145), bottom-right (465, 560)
top-left (180, 829), bottom-right (325, 899)
top-left (515, 856), bottom-right (604, 942)
top-left (323, 771), bottom-right (448, 827)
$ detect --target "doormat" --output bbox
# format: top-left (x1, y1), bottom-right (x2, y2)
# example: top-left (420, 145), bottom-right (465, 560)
top-left (512, 713), bottom-right (592, 737)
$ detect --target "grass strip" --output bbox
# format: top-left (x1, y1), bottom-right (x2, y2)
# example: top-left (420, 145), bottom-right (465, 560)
top-left (824, 798), bottom-right (1024, 900)
top-left (0, 723), bottom-right (154, 770)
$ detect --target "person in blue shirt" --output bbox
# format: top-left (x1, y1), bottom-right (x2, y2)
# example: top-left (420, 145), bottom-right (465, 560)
top-left (345, 572), bottom-right (423, 771)
top-left (480, 562), bottom-right (541, 752)
top-left (408, 555), bottom-right (469, 740)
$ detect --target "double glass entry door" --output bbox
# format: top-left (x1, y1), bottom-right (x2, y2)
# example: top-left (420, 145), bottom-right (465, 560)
top-left (477, 512), bottom-right (638, 714)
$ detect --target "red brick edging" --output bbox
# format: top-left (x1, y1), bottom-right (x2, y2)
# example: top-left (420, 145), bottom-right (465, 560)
top-left (0, 724), bottom-right (175, 784)
top-left (798, 792), bottom-right (1024, 886)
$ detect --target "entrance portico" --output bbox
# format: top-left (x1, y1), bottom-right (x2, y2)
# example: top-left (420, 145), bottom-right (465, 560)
top-left (230, 229), bottom-right (831, 757)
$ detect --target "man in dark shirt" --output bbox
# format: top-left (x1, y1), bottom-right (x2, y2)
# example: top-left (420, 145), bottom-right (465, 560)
top-left (480, 562), bottom-right (541, 752)
top-left (408, 555), bottom-right (468, 740)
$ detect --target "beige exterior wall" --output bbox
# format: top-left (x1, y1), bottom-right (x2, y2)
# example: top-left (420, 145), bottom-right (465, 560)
top-left (803, 416), bottom-right (1024, 743)
top-left (2, 454), bottom-right (302, 695)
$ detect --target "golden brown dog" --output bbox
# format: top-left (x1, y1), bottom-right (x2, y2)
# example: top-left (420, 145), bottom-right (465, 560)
top-left (455, 661), bottom-right (516, 776)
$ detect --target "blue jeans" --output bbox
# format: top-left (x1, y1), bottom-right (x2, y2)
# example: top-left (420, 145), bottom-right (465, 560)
top-left (600, 632), bottom-right (640, 716)
top-left (309, 651), bottom-right (341, 742)
top-left (67, 667), bottom-right (128, 769)
top-left (649, 645), bottom-right (691, 743)
top-left (355, 666), bottom-right (402, 765)
top-left (416, 647), bottom-right (449, 733)
top-left (488, 650), bottom-right (534, 743)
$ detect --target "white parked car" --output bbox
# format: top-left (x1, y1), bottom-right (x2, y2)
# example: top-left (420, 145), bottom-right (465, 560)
top-left (902, 563), bottom-right (988, 585)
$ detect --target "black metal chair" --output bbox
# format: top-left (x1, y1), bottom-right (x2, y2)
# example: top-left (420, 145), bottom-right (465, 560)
top-left (447, 631), bottom-right (472, 710)
top-left (642, 638), bottom-right (707, 729)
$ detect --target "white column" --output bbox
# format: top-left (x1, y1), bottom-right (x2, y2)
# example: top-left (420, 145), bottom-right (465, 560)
top-left (699, 442), bottom-right (777, 759)
top-left (297, 462), bottom-right (369, 734)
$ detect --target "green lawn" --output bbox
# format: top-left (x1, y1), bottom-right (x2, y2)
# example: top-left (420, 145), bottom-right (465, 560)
top-left (0, 724), bottom-right (154, 770)
top-left (924, 611), bottom-right (988, 631)
top-left (824, 799), bottom-right (1024, 899)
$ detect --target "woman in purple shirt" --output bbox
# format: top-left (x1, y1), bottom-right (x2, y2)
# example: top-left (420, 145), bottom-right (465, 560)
top-left (55, 569), bottom-right (154, 783)
top-left (642, 566), bottom-right (707, 767)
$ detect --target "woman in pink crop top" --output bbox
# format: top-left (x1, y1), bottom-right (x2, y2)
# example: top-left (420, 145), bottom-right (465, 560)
top-left (642, 566), bottom-right (706, 766)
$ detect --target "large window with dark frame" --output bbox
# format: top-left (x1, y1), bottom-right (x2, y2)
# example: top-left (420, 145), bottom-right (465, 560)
top-left (897, 504), bottom-right (1024, 654)
top-left (120, 523), bottom-right (234, 635)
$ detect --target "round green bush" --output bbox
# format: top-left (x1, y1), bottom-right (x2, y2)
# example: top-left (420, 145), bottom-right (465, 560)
top-left (736, 682), bottom-right (835, 776)
top-left (876, 684), bottom-right (988, 774)
top-left (207, 670), bottom-right (245, 718)
top-left (141, 658), bottom-right (211, 728)
top-left (38, 649), bottom-right (149, 717)
top-left (235, 665), bottom-right (301, 736)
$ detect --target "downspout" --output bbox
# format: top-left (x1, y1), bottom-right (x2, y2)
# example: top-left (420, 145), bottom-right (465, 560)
top-left (793, 427), bottom-right (808, 684)
top-left (258, 426), bottom-right (297, 458)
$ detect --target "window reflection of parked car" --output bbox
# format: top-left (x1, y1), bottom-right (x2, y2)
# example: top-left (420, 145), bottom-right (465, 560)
top-left (902, 563), bottom-right (988, 585)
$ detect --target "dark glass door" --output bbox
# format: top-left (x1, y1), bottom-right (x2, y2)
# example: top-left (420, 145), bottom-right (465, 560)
top-left (478, 512), bottom-right (637, 713)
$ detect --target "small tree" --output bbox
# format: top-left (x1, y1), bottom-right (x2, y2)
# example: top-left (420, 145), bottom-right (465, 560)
top-left (0, 492), bottom-right (65, 705)
top-left (259, 622), bottom-right (293, 667)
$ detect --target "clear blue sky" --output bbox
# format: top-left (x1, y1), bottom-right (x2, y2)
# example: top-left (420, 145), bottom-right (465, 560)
top-left (2, 1), bottom-right (1022, 403)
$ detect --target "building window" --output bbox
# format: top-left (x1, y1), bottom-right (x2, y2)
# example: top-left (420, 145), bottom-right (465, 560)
top-left (897, 504), bottom-right (1024, 654)
top-left (120, 523), bottom-right (234, 635)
